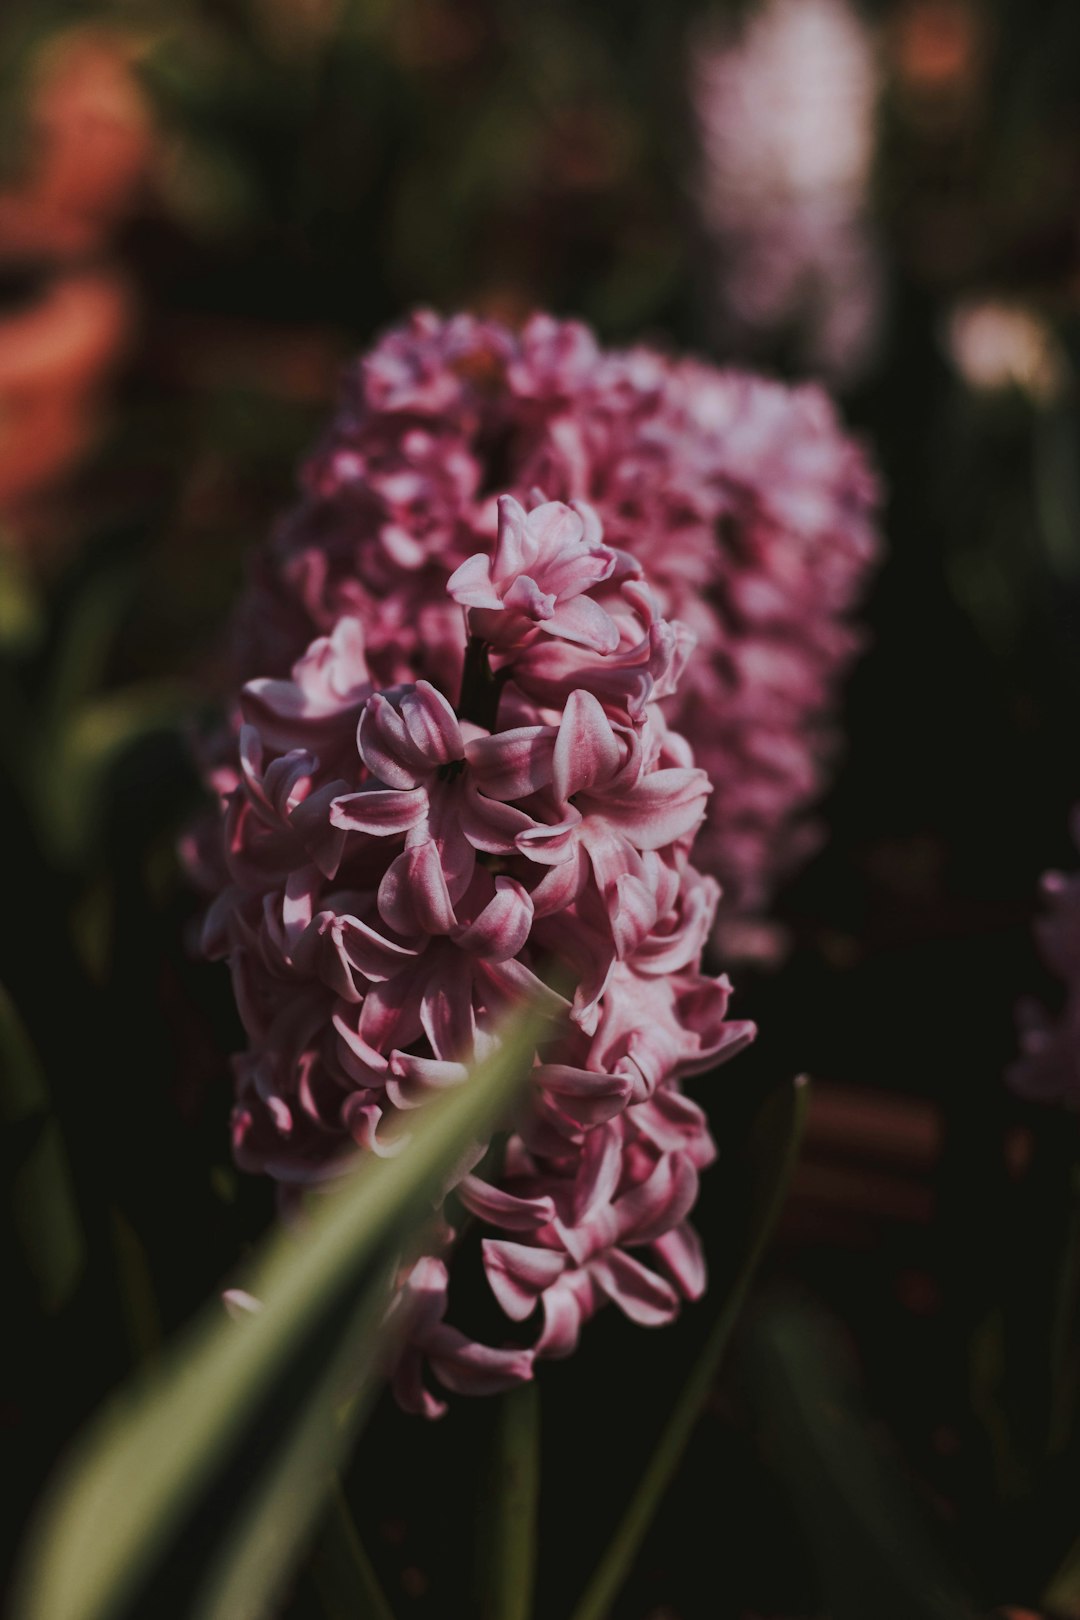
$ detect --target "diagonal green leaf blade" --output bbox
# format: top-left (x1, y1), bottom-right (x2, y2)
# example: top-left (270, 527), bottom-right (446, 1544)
top-left (746, 1298), bottom-right (976, 1620)
top-left (15, 1004), bottom-right (544, 1620)
top-left (0, 982), bottom-right (85, 1313)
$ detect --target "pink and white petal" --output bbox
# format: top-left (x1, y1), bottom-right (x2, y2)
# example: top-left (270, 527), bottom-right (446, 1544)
top-left (447, 551), bottom-right (503, 610)
top-left (400, 681), bottom-right (464, 767)
top-left (491, 494), bottom-right (533, 581)
top-left (503, 573), bottom-right (555, 622)
top-left (543, 594), bottom-right (621, 653)
top-left (613, 1152), bottom-right (699, 1246)
top-left (419, 949), bottom-right (477, 1060)
top-left (465, 726), bottom-right (557, 800)
top-left (534, 1064), bottom-right (633, 1128)
top-left (590, 1249), bottom-right (680, 1326)
top-left (452, 877), bottom-right (534, 962)
top-left (336, 915), bottom-right (422, 984)
top-left (592, 768), bottom-right (711, 850)
top-left (425, 1325), bottom-right (535, 1396)
top-left (386, 1051), bottom-right (469, 1109)
top-left (458, 1176), bottom-right (556, 1232)
top-left (330, 787), bottom-right (426, 835)
top-left (535, 1274), bottom-right (595, 1359)
top-left (479, 955), bottom-right (570, 1022)
top-left (357, 693), bottom-right (425, 788)
top-left (515, 814), bottom-right (583, 867)
top-left (392, 1347), bottom-right (448, 1420)
top-left (341, 1097), bottom-right (408, 1158)
top-left (552, 690), bottom-right (622, 803)
top-left (482, 1240), bottom-right (568, 1322)
top-left (651, 1222), bottom-right (707, 1300)
top-left (379, 842), bottom-right (457, 937)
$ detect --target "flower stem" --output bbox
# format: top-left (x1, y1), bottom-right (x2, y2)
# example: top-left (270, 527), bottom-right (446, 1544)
top-left (478, 1381), bottom-right (541, 1620)
top-left (458, 635), bottom-right (501, 732)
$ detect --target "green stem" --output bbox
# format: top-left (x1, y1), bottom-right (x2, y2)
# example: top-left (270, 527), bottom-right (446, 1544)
top-left (569, 1076), bottom-right (809, 1620)
top-left (311, 1480), bottom-right (398, 1620)
top-left (458, 635), bottom-right (502, 732)
top-left (480, 1381), bottom-right (541, 1620)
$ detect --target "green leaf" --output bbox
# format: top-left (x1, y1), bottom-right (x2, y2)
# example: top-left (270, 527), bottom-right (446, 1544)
top-left (0, 548), bottom-right (43, 653)
top-left (569, 1073), bottom-right (809, 1620)
top-left (43, 680), bottom-right (190, 862)
top-left (0, 983), bottom-right (84, 1313)
top-left (746, 1298), bottom-right (976, 1620)
top-left (14, 1004), bottom-right (545, 1620)
top-left (479, 1382), bottom-right (541, 1620)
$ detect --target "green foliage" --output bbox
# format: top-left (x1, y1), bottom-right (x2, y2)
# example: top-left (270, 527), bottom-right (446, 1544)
top-left (14, 1007), bottom-right (543, 1620)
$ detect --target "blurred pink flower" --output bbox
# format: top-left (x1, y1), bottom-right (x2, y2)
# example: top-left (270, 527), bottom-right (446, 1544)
top-left (228, 309), bottom-right (880, 945)
top-left (203, 494), bottom-right (753, 1413)
top-left (690, 0), bottom-right (883, 383)
top-left (1011, 816), bottom-right (1080, 1106)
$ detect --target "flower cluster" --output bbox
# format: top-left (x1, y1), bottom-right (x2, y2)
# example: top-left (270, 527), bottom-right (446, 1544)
top-left (1011, 814), bottom-right (1080, 1106)
top-left (233, 309), bottom-right (880, 941)
top-left (205, 492), bottom-right (754, 1414)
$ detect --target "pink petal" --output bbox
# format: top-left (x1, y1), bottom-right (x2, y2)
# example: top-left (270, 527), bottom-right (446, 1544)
top-left (466, 726), bottom-right (557, 800)
top-left (534, 1064), bottom-right (633, 1128)
top-left (330, 787), bottom-right (425, 835)
top-left (591, 1250), bottom-right (680, 1325)
top-left (459, 1176), bottom-right (556, 1232)
top-left (425, 1327), bottom-right (535, 1396)
top-left (386, 1051), bottom-right (469, 1109)
top-left (491, 494), bottom-right (532, 580)
top-left (543, 594), bottom-right (620, 653)
top-left (593, 768), bottom-right (711, 849)
top-left (552, 690), bottom-right (622, 803)
top-left (357, 693), bottom-right (426, 788)
top-left (483, 1240), bottom-right (567, 1321)
top-left (614, 1152), bottom-right (699, 1246)
top-left (379, 841), bottom-right (457, 936)
top-left (452, 877), bottom-right (534, 962)
top-left (399, 681), bottom-right (464, 766)
top-left (446, 551), bottom-right (502, 610)
top-left (651, 1222), bottom-right (707, 1300)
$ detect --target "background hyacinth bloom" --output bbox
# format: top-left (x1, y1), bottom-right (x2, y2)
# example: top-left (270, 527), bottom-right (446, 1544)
top-left (230, 309), bottom-right (880, 945)
top-left (1011, 815), bottom-right (1080, 1108)
top-left (204, 491), bottom-right (754, 1413)
top-left (690, 0), bottom-right (882, 383)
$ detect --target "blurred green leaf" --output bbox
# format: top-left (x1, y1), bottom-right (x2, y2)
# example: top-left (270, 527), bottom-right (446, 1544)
top-left (479, 1381), bottom-right (541, 1620)
top-left (14, 1004), bottom-right (545, 1620)
top-left (311, 1482), bottom-right (398, 1620)
top-left (0, 982), bottom-right (84, 1314)
top-left (569, 1073), bottom-right (809, 1620)
top-left (41, 680), bottom-right (190, 863)
top-left (746, 1298), bottom-right (976, 1620)
top-left (0, 548), bottom-right (43, 653)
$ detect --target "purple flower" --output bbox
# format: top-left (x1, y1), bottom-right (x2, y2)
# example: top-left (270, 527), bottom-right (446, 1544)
top-left (227, 309), bottom-right (880, 950)
top-left (203, 494), bottom-right (754, 1413)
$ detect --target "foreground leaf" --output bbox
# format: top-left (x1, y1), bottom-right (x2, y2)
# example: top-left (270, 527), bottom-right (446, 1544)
top-left (15, 1005), bottom-right (543, 1620)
